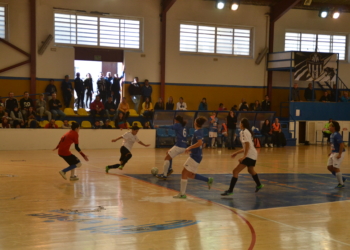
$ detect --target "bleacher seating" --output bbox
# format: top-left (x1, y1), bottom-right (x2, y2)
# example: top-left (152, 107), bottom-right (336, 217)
top-left (81, 121), bottom-right (92, 129)
top-left (77, 108), bottom-right (89, 116)
top-left (39, 120), bottom-right (49, 128)
top-left (129, 109), bottom-right (139, 117)
top-left (64, 108), bottom-right (76, 116)
top-left (55, 120), bottom-right (63, 128)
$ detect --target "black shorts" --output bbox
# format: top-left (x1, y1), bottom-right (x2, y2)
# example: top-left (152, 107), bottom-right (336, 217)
top-left (241, 157), bottom-right (256, 167)
top-left (120, 146), bottom-right (131, 161)
top-left (59, 154), bottom-right (80, 166)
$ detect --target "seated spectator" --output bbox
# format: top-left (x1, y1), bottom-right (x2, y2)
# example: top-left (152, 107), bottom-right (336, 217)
top-left (18, 120), bottom-right (26, 128)
top-left (90, 95), bottom-right (106, 124)
top-left (144, 121), bottom-right (151, 129)
top-left (304, 83), bottom-right (313, 101)
top-left (36, 93), bottom-right (52, 121)
top-left (239, 102), bottom-right (249, 111)
top-left (115, 112), bottom-right (127, 130)
top-left (5, 92), bottom-right (19, 113)
top-left (261, 95), bottom-right (271, 111)
top-left (49, 93), bottom-right (66, 120)
top-left (230, 105), bottom-right (238, 111)
top-left (154, 97), bottom-right (164, 110)
top-left (166, 96), bottom-right (174, 110)
top-left (141, 97), bottom-right (154, 120)
top-left (0, 106), bottom-right (5, 125)
top-left (26, 115), bottom-right (38, 128)
top-left (291, 83), bottom-right (301, 101)
top-left (331, 84), bottom-right (337, 102)
top-left (198, 98), bottom-right (208, 111)
top-left (20, 91), bottom-right (33, 119)
top-left (176, 97), bottom-right (187, 110)
top-left (319, 91), bottom-right (331, 102)
top-left (238, 99), bottom-right (245, 110)
top-left (45, 79), bottom-right (57, 102)
top-left (0, 97), bottom-right (3, 107)
top-left (218, 103), bottom-right (227, 111)
top-left (105, 96), bottom-right (117, 121)
top-left (45, 119), bottom-right (58, 128)
top-left (117, 97), bottom-right (130, 121)
top-left (3, 112), bottom-right (11, 124)
top-left (261, 119), bottom-right (273, 147)
top-left (209, 112), bottom-right (218, 148)
top-left (2, 117), bottom-right (11, 128)
top-left (10, 106), bottom-right (24, 128)
top-left (322, 118), bottom-right (332, 142)
top-left (93, 120), bottom-right (102, 129)
top-left (340, 91), bottom-right (350, 102)
top-left (25, 107), bottom-right (37, 122)
top-left (272, 118), bottom-right (281, 147)
top-left (102, 119), bottom-right (113, 129)
top-left (62, 119), bottom-right (71, 129)
top-left (253, 100), bottom-right (262, 111)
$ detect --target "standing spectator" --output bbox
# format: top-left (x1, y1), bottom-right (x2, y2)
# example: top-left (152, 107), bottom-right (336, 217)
top-left (129, 77), bottom-right (142, 112)
top-left (209, 112), bottom-right (218, 148)
top-left (176, 97), bottom-right (187, 110)
top-left (10, 106), bottom-right (24, 127)
top-left (198, 98), bottom-right (207, 111)
top-left (112, 72), bottom-right (124, 106)
top-left (261, 95), bottom-right (271, 111)
top-left (253, 100), bottom-right (262, 111)
top-left (218, 103), bottom-right (227, 111)
top-left (19, 91), bottom-right (33, 119)
top-left (74, 72), bottom-right (85, 109)
top-left (102, 119), bottom-right (113, 129)
top-left (36, 94), bottom-right (52, 121)
top-left (142, 79), bottom-right (153, 102)
top-left (166, 96), bottom-right (174, 110)
top-left (62, 119), bottom-right (71, 129)
top-left (115, 112), bottom-right (127, 130)
top-left (105, 96), bottom-right (117, 121)
top-left (90, 95), bottom-right (105, 124)
top-left (239, 102), bottom-right (249, 111)
top-left (304, 83), bottom-right (313, 101)
top-left (118, 97), bottom-right (130, 121)
top-left (45, 79), bottom-right (57, 102)
top-left (319, 91), bottom-right (331, 102)
top-left (105, 72), bottom-right (113, 98)
top-left (154, 97), bottom-right (164, 110)
top-left (84, 73), bottom-right (94, 108)
top-left (261, 119), bottom-right (273, 147)
top-left (45, 119), bottom-right (58, 128)
top-left (49, 93), bottom-right (66, 120)
top-left (340, 91), bottom-right (350, 102)
top-left (322, 118), bottom-right (332, 143)
top-left (272, 118), bottom-right (281, 147)
top-left (227, 110), bottom-right (237, 150)
top-left (97, 72), bottom-right (107, 104)
top-left (5, 92), bottom-right (19, 113)
top-left (61, 75), bottom-right (73, 108)
top-left (291, 83), bottom-right (301, 101)
top-left (141, 97), bottom-right (154, 121)
top-left (2, 117), bottom-right (11, 128)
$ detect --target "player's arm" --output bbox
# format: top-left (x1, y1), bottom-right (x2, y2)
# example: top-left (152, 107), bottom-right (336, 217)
top-left (112, 136), bottom-right (123, 142)
top-left (75, 144), bottom-right (89, 161)
top-left (138, 141), bottom-right (150, 147)
top-left (337, 142), bottom-right (344, 158)
top-left (231, 147), bottom-right (244, 158)
top-left (53, 141), bottom-right (61, 151)
top-left (185, 139), bottom-right (202, 153)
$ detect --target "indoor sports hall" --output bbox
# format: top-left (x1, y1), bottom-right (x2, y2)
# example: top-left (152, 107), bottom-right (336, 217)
top-left (1, 0), bottom-right (350, 249)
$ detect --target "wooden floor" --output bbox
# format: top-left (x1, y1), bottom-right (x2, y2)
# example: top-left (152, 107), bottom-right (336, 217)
top-left (1, 145), bottom-right (350, 250)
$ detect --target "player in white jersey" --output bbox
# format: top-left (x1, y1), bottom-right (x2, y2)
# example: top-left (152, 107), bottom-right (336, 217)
top-left (105, 125), bottom-right (150, 172)
top-left (221, 118), bottom-right (264, 196)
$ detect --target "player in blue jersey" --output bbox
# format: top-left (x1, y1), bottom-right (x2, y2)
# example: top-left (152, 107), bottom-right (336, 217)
top-left (155, 115), bottom-right (188, 180)
top-left (327, 121), bottom-right (346, 188)
top-left (173, 117), bottom-right (214, 199)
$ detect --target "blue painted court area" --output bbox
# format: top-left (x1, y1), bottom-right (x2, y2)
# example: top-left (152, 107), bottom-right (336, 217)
top-left (126, 174), bottom-right (350, 211)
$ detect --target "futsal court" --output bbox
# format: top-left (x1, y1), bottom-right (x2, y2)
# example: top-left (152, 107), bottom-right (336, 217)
top-left (1, 145), bottom-right (350, 250)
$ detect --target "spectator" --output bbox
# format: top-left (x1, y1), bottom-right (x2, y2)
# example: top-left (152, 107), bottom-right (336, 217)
top-left (291, 83), bottom-right (301, 101)
top-left (105, 72), bottom-right (113, 99)
top-left (261, 95), bottom-right (271, 111)
top-left (0, 97), bottom-right (3, 107)
top-left (45, 79), bottom-right (57, 102)
top-left (2, 117), bottom-right (11, 128)
top-left (25, 107), bottom-right (37, 122)
top-left (261, 119), bottom-right (273, 147)
top-left (253, 100), bottom-right (262, 111)
top-left (5, 92), bottom-right (19, 113)
top-left (218, 103), bottom-right (227, 111)
top-left (62, 119), bottom-right (71, 129)
top-left (36, 94), bottom-right (52, 121)
top-left (90, 95), bottom-right (105, 124)
top-left (166, 96), bottom-right (174, 110)
top-left (144, 121), bottom-right (151, 129)
top-left (19, 91), bottom-right (33, 119)
top-left (154, 97), bottom-right (164, 110)
top-left (129, 77), bottom-right (142, 111)
top-left (142, 79), bottom-right (153, 102)
top-left (49, 93), bottom-right (66, 120)
top-left (209, 112), bottom-right (218, 148)
top-left (238, 98), bottom-right (246, 110)
top-left (45, 119), bottom-right (58, 128)
top-left (331, 84), bottom-right (337, 102)
top-left (26, 115), bottom-right (38, 128)
top-left (93, 120), bottom-right (102, 129)
top-left (272, 118), bottom-right (281, 147)
top-left (2, 112), bottom-right (11, 124)
top-left (97, 72), bottom-right (107, 104)
top-left (218, 122), bottom-right (228, 148)
top-left (340, 91), bottom-right (350, 102)
top-left (84, 73), bottom-right (94, 108)
top-left (227, 110), bottom-right (237, 150)
top-left (230, 105), bottom-right (238, 111)
top-left (141, 97), bottom-right (154, 121)
top-left (112, 72), bottom-right (124, 106)
top-left (176, 97), bottom-right (187, 110)
top-left (319, 91), bottom-right (331, 102)
top-left (239, 102), bottom-right (249, 111)
top-left (198, 98), bottom-right (208, 111)
top-left (10, 106), bottom-right (24, 127)
top-left (102, 119), bottom-right (113, 129)
top-left (304, 83), bottom-right (313, 101)
top-left (0, 106), bottom-right (5, 124)
top-left (322, 118), bottom-right (332, 143)
top-left (61, 75), bottom-right (73, 108)
top-left (115, 112), bottom-right (127, 130)
top-left (117, 97), bottom-right (130, 121)
top-left (105, 96), bottom-right (118, 121)
top-left (74, 72), bottom-right (85, 109)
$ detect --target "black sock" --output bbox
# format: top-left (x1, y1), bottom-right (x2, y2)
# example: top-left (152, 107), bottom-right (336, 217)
top-left (109, 164), bottom-right (120, 169)
top-left (252, 174), bottom-right (261, 186)
top-left (228, 177), bottom-right (238, 192)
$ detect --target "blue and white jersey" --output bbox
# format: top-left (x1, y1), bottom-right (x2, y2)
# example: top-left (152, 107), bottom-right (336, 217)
top-left (190, 129), bottom-right (204, 163)
top-left (160, 123), bottom-right (187, 148)
top-left (330, 132), bottom-right (345, 153)
top-left (209, 117), bottom-right (218, 132)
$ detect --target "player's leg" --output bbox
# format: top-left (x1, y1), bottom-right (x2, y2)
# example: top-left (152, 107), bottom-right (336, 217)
top-left (167, 159), bottom-right (173, 176)
top-left (157, 146), bottom-right (185, 180)
top-left (59, 155), bottom-right (81, 180)
top-left (247, 167), bottom-right (264, 192)
top-left (221, 163), bottom-right (246, 196)
top-left (328, 153), bottom-right (346, 188)
top-left (106, 147), bottom-right (126, 172)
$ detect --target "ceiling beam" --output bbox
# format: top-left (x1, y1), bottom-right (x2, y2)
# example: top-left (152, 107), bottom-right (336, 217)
top-left (270, 0), bottom-right (301, 23)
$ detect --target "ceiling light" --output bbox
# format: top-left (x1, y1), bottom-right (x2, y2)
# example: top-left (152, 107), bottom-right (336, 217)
top-left (319, 9), bottom-right (328, 18)
top-left (217, 1), bottom-right (225, 9)
top-left (333, 11), bottom-right (340, 19)
top-left (231, 0), bottom-right (240, 10)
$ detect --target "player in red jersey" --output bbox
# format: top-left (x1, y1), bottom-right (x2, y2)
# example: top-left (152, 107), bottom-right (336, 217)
top-left (53, 122), bottom-right (89, 181)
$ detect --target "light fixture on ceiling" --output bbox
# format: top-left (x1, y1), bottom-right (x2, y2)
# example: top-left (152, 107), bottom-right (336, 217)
top-left (231, 0), bottom-right (240, 11)
top-left (333, 11), bottom-right (340, 19)
top-left (217, 0), bottom-right (225, 10)
top-left (304, 0), bottom-right (312, 6)
top-left (319, 9), bottom-right (329, 18)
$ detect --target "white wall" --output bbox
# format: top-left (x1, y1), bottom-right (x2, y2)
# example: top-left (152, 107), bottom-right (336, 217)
top-left (0, 129), bottom-right (156, 150)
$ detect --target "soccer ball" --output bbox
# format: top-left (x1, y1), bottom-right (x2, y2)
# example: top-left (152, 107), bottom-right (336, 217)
top-left (151, 167), bottom-right (158, 176)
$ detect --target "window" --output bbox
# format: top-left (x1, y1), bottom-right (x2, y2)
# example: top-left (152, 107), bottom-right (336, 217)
top-left (0, 5), bottom-right (6, 39)
top-left (285, 32), bottom-right (347, 60)
top-left (54, 11), bottom-right (141, 50)
top-left (180, 23), bottom-right (252, 56)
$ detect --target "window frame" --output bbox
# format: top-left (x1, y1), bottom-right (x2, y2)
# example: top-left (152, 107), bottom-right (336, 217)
top-left (0, 4), bottom-right (8, 40)
top-left (179, 21), bottom-right (254, 58)
top-left (53, 10), bottom-right (144, 51)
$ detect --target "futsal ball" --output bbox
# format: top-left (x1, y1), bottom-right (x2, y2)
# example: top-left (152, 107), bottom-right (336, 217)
top-left (151, 167), bottom-right (158, 176)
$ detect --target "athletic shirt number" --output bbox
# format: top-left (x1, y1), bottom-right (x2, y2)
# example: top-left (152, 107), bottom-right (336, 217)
top-left (182, 128), bottom-right (187, 137)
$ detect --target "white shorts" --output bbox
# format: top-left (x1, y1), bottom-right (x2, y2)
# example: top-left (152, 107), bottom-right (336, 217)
top-left (184, 157), bottom-right (199, 173)
top-left (327, 153), bottom-right (345, 168)
top-left (209, 132), bottom-right (217, 138)
top-left (168, 146), bottom-right (186, 159)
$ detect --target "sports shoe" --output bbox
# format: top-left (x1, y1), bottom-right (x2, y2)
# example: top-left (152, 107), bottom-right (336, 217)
top-left (264, 143), bottom-right (268, 147)
top-left (70, 176), bottom-right (79, 181)
top-left (167, 169), bottom-right (174, 177)
top-left (335, 184), bottom-right (345, 189)
top-left (173, 193), bottom-right (187, 199)
top-left (156, 174), bottom-right (167, 180)
top-left (105, 166), bottom-right (110, 173)
top-left (59, 171), bottom-right (67, 180)
top-left (221, 190), bottom-right (233, 196)
top-left (255, 184), bottom-right (264, 192)
top-left (269, 144), bottom-right (273, 148)
top-left (207, 177), bottom-right (214, 190)
top-left (118, 165), bottom-right (124, 170)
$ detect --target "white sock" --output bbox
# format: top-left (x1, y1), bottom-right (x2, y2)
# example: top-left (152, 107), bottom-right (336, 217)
top-left (163, 160), bottom-right (170, 176)
top-left (211, 138), bottom-right (215, 147)
top-left (70, 169), bottom-right (75, 177)
top-left (180, 179), bottom-right (188, 195)
top-left (336, 172), bottom-right (343, 185)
